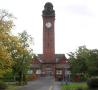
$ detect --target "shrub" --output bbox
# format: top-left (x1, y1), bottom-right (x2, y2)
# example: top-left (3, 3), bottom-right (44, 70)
top-left (87, 77), bottom-right (98, 89)
top-left (3, 71), bottom-right (14, 82)
top-left (0, 81), bottom-right (7, 90)
top-left (76, 88), bottom-right (83, 90)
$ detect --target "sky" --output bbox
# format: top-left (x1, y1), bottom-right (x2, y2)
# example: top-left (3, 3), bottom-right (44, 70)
top-left (0, 0), bottom-right (98, 56)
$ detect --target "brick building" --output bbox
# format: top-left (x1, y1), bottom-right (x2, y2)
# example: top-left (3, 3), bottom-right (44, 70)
top-left (31, 2), bottom-right (70, 80)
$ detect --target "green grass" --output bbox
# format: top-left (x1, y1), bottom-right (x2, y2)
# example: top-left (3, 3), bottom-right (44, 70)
top-left (7, 85), bottom-right (17, 90)
top-left (61, 82), bottom-right (88, 90)
top-left (6, 85), bottom-right (22, 90)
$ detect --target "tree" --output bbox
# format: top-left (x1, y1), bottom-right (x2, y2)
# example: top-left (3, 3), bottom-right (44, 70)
top-left (0, 9), bottom-right (14, 78)
top-left (0, 10), bottom-right (34, 85)
top-left (68, 46), bottom-right (89, 81)
top-left (87, 49), bottom-right (98, 76)
top-left (11, 31), bottom-right (33, 85)
top-left (68, 46), bottom-right (98, 81)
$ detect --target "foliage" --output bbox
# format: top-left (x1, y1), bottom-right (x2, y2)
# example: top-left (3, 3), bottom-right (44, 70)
top-left (0, 81), bottom-right (7, 90)
top-left (68, 46), bottom-right (89, 81)
top-left (87, 77), bottom-right (98, 89)
top-left (0, 9), bottom-right (15, 78)
top-left (68, 45), bottom-right (98, 82)
top-left (0, 9), bottom-right (33, 85)
top-left (87, 49), bottom-right (98, 76)
top-left (61, 83), bottom-right (88, 90)
top-left (3, 70), bottom-right (14, 82)
top-left (11, 31), bottom-right (33, 85)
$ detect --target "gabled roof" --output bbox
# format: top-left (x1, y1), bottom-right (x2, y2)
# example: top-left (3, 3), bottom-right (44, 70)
top-left (32, 55), bottom-right (41, 64)
top-left (32, 54), bottom-right (69, 64)
top-left (55, 54), bottom-right (68, 64)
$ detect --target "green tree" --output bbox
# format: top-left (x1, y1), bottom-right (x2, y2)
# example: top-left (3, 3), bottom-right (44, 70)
top-left (11, 31), bottom-right (33, 85)
top-left (68, 46), bottom-right (98, 81)
top-left (87, 49), bottom-right (98, 76)
top-left (68, 46), bottom-right (89, 81)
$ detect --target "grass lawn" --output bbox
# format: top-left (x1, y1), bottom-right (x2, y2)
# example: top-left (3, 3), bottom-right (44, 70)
top-left (6, 85), bottom-right (22, 90)
top-left (61, 82), bottom-right (88, 90)
top-left (7, 85), bottom-right (17, 90)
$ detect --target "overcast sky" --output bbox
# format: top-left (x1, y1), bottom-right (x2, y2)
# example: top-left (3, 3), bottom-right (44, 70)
top-left (0, 0), bottom-right (98, 55)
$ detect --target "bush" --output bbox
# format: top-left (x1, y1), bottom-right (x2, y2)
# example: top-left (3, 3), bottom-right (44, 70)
top-left (3, 71), bottom-right (14, 82)
top-left (0, 81), bottom-right (7, 90)
top-left (87, 77), bottom-right (98, 89)
top-left (76, 88), bottom-right (83, 90)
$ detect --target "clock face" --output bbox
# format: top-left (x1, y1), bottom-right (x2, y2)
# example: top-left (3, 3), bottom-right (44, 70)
top-left (45, 22), bottom-right (52, 28)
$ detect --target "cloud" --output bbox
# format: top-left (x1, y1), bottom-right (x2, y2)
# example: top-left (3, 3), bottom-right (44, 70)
top-left (65, 4), bottom-right (94, 16)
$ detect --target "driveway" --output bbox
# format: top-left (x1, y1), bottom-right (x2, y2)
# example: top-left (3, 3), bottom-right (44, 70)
top-left (18, 76), bottom-right (61, 90)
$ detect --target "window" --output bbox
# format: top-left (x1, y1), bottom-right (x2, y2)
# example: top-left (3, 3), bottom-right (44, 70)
top-left (36, 69), bottom-right (41, 74)
top-left (28, 70), bottom-right (33, 74)
top-left (56, 70), bottom-right (62, 75)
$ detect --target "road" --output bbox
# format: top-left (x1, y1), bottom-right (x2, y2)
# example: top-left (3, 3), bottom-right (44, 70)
top-left (18, 76), bottom-right (60, 90)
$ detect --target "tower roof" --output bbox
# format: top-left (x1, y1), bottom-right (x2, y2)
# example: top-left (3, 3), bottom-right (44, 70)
top-left (44, 2), bottom-right (53, 9)
top-left (42, 2), bottom-right (55, 16)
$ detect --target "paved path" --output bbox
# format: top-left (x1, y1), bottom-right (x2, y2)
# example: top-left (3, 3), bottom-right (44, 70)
top-left (53, 81), bottom-right (61, 90)
top-left (17, 76), bottom-right (61, 90)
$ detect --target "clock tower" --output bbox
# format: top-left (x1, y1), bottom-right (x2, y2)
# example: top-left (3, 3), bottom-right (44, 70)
top-left (42, 2), bottom-right (55, 63)
top-left (31, 2), bottom-right (70, 80)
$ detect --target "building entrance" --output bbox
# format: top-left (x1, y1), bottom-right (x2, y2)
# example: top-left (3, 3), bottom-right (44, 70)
top-left (45, 67), bottom-right (53, 76)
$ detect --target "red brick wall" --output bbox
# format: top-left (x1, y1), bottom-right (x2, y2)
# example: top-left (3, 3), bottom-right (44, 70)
top-left (43, 16), bottom-right (55, 62)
